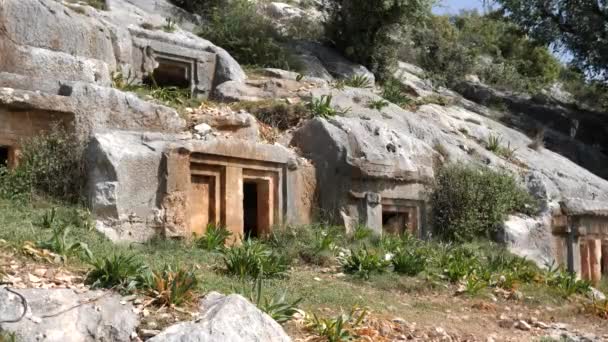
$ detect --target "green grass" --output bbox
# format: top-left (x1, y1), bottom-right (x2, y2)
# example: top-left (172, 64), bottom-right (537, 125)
top-left (0, 199), bottom-right (597, 321)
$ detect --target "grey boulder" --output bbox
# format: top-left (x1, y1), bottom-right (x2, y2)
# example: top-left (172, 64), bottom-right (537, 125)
top-left (0, 288), bottom-right (139, 342)
top-left (149, 292), bottom-right (291, 342)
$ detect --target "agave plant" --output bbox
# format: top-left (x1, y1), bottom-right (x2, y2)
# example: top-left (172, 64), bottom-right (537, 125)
top-left (86, 253), bottom-right (148, 292)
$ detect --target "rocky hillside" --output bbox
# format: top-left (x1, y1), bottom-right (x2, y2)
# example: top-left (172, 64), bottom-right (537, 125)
top-left (1, 0), bottom-right (608, 341)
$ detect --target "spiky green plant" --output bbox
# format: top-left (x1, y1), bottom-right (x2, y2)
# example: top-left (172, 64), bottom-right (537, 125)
top-left (36, 226), bottom-right (93, 263)
top-left (338, 246), bottom-right (390, 280)
top-left (222, 239), bottom-right (289, 279)
top-left (196, 225), bottom-right (232, 251)
top-left (86, 253), bottom-right (148, 292)
top-left (145, 265), bottom-right (199, 306)
top-left (343, 75), bottom-right (373, 88)
top-left (308, 95), bottom-right (350, 118)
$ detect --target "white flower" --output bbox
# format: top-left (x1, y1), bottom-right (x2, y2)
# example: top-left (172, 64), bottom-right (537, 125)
top-left (384, 253), bottom-right (394, 261)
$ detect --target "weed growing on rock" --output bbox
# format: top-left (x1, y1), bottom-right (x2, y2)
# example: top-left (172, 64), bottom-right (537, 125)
top-left (486, 134), bottom-right (502, 153)
top-left (343, 75), bottom-right (373, 88)
top-left (381, 78), bottom-right (414, 107)
top-left (0, 332), bottom-right (17, 342)
top-left (162, 18), bottom-right (177, 33)
top-left (367, 99), bottom-right (389, 111)
top-left (308, 95), bottom-right (350, 118)
top-left (238, 277), bottom-right (302, 324)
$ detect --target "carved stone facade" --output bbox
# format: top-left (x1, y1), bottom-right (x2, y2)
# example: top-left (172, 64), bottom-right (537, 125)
top-left (552, 198), bottom-right (608, 285)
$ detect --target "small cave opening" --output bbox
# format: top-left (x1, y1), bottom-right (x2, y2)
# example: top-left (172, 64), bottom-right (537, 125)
top-left (243, 182), bottom-right (259, 238)
top-left (144, 61), bottom-right (190, 89)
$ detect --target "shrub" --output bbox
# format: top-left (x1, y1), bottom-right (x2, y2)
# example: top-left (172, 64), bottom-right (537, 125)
top-left (198, 0), bottom-right (300, 70)
top-left (325, 0), bottom-right (433, 78)
top-left (145, 266), bottom-right (199, 306)
top-left (308, 95), bottom-right (350, 118)
top-left (391, 248), bottom-right (426, 276)
top-left (0, 126), bottom-right (85, 203)
top-left (338, 246), bottom-right (390, 280)
top-left (86, 253), bottom-right (148, 291)
top-left (36, 226), bottom-right (93, 263)
top-left (299, 229), bottom-right (338, 266)
top-left (195, 225), bottom-right (232, 251)
top-left (430, 164), bottom-right (537, 241)
top-left (222, 239), bottom-right (289, 279)
top-left (544, 263), bottom-right (591, 297)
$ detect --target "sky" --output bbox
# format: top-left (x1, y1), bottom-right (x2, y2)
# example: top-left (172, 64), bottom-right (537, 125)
top-left (432, 0), bottom-right (486, 15)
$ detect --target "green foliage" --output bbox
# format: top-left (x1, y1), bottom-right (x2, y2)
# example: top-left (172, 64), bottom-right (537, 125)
top-left (430, 164), bottom-right (537, 242)
top-left (242, 277), bottom-right (302, 324)
top-left (367, 99), bottom-right (390, 110)
top-left (299, 229), bottom-right (338, 266)
top-left (0, 126), bottom-right (85, 203)
top-left (544, 263), bottom-right (591, 297)
top-left (232, 100), bottom-right (310, 130)
top-left (148, 86), bottom-right (192, 107)
top-left (463, 276), bottom-right (487, 296)
top-left (36, 225), bottom-right (93, 263)
top-left (391, 248), bottom-right (426, 276)
top-left (198, 0), bottom-right (300, 70)
top-left (339, 246), bottom-right (390, 280)
top-left (305, 308), bottom-right (367, 342)
top-left (308, 95), bottom-right (350, 118)
top-left (351, 225), bottom-right (373, 242)
top-left (195, 225), bottom-right (232, 251)
top-left (380, 78), bottom-right (413, 107)
top-left (111, 69), bottom-right (138, 91)
top-left (486, 134), bottom-right (502, 152)
top-left (162, 18), bottom-right (178, 33)
top-left (342, 75), bottom-right (373, 88)
top-left (326, 0), bottom-right (434, 78)
top-left (0, 332), bottom-right (17, 342)
top-left (410, 12), bottom-right (561, 91)
top-left (222, 239), bottom-right (289, 279)
top-left (144, 265), bottom-right (199, 306)
top-left (86, 253), bottom-right (148, 291)
top-left (495, 0), bottom-right (608, 81)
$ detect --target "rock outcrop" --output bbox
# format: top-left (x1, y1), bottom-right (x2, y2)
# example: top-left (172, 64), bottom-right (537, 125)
top-left (0, 288), bottom-right (139, 342)
top-left (149, 292), bottom-right (291, 342)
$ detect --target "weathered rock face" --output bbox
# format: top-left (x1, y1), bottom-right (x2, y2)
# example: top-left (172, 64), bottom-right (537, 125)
top-left (0, 0), bottom-right (246, 140)
top-left (392, 61), bottom-right (435, 98)
top-left (0, 288), bottom-right (139, 342)
top-left (149, 292), bottom-right (291, 342)
top-left (292, 87), bottom-right (436, 235)
top-left (455, 81), bottom-right (608, 180)
top-left (290, 41), bottom-right (375, 84)
top-left (291, 85), bottom-right (608, 261)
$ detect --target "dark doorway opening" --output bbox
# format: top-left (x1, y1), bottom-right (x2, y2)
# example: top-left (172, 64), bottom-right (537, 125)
top-left (243, 182), bottom-right (259, 238)
top-left (382, 211), bottom-right (409, 235)
top-left (144, 61), bottom-right (190, 89)
top-left (0, 146), bottom-right (9, 167)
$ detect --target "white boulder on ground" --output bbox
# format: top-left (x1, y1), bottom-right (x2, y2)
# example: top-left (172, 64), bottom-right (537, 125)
top-left (0, 288), bottom-right (139, 342)
top-left (148, 292), bottom-right (292, 342)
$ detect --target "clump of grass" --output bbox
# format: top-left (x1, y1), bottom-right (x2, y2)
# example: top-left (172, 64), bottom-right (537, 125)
top-left (239, 277), bottom-right (302, 324)
top-left (381, 78), bottom-right (414, 107)
top-left (222, 239), bottom-right (289, 279)
top-left (162, 18), bottom-right (177, 32)
top-left (338, 246), bottom-right (390, 280)
top-left (196, 225), bottom-right (232, 251)
top-left (86, 253), bottom-right (148, 292)
top-left (391, 248), bottom-right (426, 276)
top-left (144, 266), bottom-right (199, 306)
top-left (111, 69), bottom-right (138, 91)
top-left (343, 75), bottom-right (373, 88)
top-left (232, 100), bottom-right (309, 130)
top-left (308, 95), bottom-right (350, 118)
top-left (305, 308), bottom-right (367, 342)
top-left (35, 225), bottom-right (93, 263)
top-left (486, 134), bottom-right (502, 152)
top-left (367, 99), bottom-right (389, 111)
